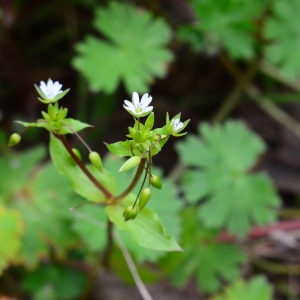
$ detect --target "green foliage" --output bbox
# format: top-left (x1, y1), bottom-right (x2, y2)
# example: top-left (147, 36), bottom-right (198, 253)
top-left (22, 264), bottom-right (87, 300)
top-left (104, 155), bottom-right (183, 262)
top-left (106, 195), bottom-right (182, 252)
top-left (73, 1), bottom-right (173, 94)
top-left (176, 121), bottom-right (280, 237)
top-left (0, 206), bottom-right (23, 274)
top-left (212, 276), bottom-right (273, 300)
top-left (15, 118), bottom-right (92, 135)
top-left (161, 208), bottom-right (244, 292)
top-left (50, 134), bottom-right (116, 203)
top-left (264, 0), bottom-right (300, 78)
top-left (179, 0), bottom-right (267, 58)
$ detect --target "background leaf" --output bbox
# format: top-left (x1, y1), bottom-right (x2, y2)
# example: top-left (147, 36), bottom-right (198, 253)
top-left (73, 1), bottom-right (173, 93)
top-left (176, 121), bottom-right (280, 237)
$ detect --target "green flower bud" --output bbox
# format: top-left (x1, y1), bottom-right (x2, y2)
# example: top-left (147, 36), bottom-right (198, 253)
top-left (142, 141), bottom-right (151, 151)
top-left (41, 111), bottom-right (51, 121)
top-left (145, 112), bottom-right (154, 130)
top-left (119, 156), bottom-right (141, 173)
top-left (138, 187), bottom-right (151, 211)
top-left (134, 130), bottom-right (143, 143)
top-left (150, 174), bottom-right (162, 189)
top-left (123, 205), bottom-right (138, 221)
top-left (72, 148), bottom-right (82, 160)
top-left (8, 133), bottom-right (21, 147)
top-left (57, 107), bottom-right (68, 121)
top-left (47, 104), bottom-right (57, 119)
top-left (89, 151), bottom-right (103, 172)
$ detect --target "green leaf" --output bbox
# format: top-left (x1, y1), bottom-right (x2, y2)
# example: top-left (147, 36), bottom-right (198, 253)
top-left (22, 265), bottom-right (87, 300)
top-left (184, 0), bottom-right (267, 58)
top-left (176, 120), bottom-right (280, 237)
top-left (72, 205), bottom-right (107, 251)
top-left (59, 118), bottom-right (92, 134)
top-left (50, 134), bottom-right (116, 203)
top-left (0, 206), bottom-right (23, 274)
top-left (105, 195), bottom-right (182, 252)
top-left (0, 145), bottom-right (46, 198)
top-left (72, 2), bottom-right (173, 94)
top-left (161, 208), bottom-right (244, 293)
top-left (14, 163), bottom-right (81, 268)
top-left (104, 155), bottom-right (183, 261)
top-left (264, 0), bottom-right (300, 79)
top-left (105, 140), bottom-right (133, 157)
top-left (212, 276), bottom-right (273, 300)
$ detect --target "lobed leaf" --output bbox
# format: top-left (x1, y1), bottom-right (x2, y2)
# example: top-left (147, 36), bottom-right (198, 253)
top-left (176, 120), bottom-right (280, 237)
top-left (72, 2), bottom-right (173, 94)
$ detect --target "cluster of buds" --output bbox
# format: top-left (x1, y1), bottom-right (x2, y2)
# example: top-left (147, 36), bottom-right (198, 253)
top-left (121, 92), bottom-right (189, 221)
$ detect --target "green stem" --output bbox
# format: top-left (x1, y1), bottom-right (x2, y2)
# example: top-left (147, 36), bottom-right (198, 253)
top-left (102, 219), bottom-right (114, 270)
top-left (56, 134), bottom-right (113, 200)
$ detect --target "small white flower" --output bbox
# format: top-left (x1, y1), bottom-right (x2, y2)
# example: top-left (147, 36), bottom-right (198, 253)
top-left (170, 119), bottom-right (184, 133)
top-left (34, 78), bottom-right (70, 104)
top-left (123, 92), bottom-right (153, 117)
top-left (39, 79), bottom-right (63, 100)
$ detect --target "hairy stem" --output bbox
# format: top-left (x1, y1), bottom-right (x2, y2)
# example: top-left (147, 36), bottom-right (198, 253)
top-left (56, 134), bottom-right (113, 199)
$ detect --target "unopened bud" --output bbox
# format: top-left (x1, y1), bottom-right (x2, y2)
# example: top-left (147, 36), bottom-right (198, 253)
top-left (145, 112), bottom-right (154, 129)
top-left (123, 205), bottom-right (138, 221)
top-left (138, 187), bottom-right (151, 211)
top-left (89, 151), bottom-right (103, 172)
top-left (8, 133), bottom-right (21, 147)
top-left (57, 107), bottom-right (68, 120)
top-left (119, 156), bottom-right (141, 173)
top-left (150, 174), bottom-right (162, 189)
top-left (134, 130), bottom-right (143, 143)
top-left (72, 148), bottom-right (82, 160)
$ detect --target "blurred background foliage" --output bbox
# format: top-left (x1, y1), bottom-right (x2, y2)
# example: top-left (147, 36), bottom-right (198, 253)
top-left (1, 0), bottom-right (300, 299)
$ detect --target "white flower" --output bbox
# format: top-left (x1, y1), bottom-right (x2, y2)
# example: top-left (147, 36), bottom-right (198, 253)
top-left (39, 79), bottom-right (63, 100)
top-left (123, 92), bottom-right (153, 117)
top-left (170, 119), bottom-right (184, 133)
top-left (34, 78), bottom-right (70, 104)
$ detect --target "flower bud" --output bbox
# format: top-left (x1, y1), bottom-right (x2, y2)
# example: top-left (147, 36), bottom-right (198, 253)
top-left (134, 130), bottom-right (143, 143)
top-left (72, 148), bottom-right (82, 160)
top-left (123, 205), bottom-right (138, 221)
top-left (89, 151), bottom-right (103, 172)
top-left (47, 104), bottom-right (58, 119)
top-left (41, 111), bottom-right (51, 121)
top-left (57, 107), bottom-right (68, 120)
top-left (138, 187), bottom-right (151, 211)
top-left (119, 156), bottom-right (141, 173)
top-left (150, 174), bottom-right (162, 189)
top-left (145, 112), bottom-right (154, 130)
top-left (8, 133), bottom-right (21, 147)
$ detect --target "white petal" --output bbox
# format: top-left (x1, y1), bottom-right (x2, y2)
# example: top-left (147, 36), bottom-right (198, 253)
top-left (52, 81), bottom-right (62, 95)
top-left (123, 104), bottom-right (134, 112)
top-left (132, 92), bottom-right (139, 107)
top-left (140, 94), bottom-right (152, 108)
top-left (47, 78), bottom-right (54, 89)
top-left (39, 81), bottom-right (47, 94)
top-left (142, 106), bottom-right (153, 113)
top-left (124, 100), bottom-right (135, 110)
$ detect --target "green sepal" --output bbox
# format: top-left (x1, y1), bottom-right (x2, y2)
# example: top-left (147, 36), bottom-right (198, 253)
top-left (139, 187), bottom-right (152, 211)
top-left (89, 151), bottom-right (103, 172)
top-left (119, 156), bottom-right (141, 173)
top-left (57, 107), bottom-right (68, 121)
top-left (134, 130), bottom-right (143, 143)
top-left (8, 133), bottom-right (21, 147)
